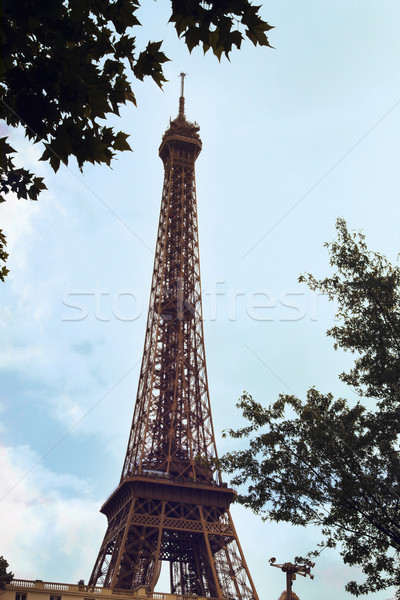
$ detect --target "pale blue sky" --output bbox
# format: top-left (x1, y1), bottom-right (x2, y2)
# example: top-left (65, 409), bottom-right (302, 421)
top-left (1, 2), bottom-right (400, 599)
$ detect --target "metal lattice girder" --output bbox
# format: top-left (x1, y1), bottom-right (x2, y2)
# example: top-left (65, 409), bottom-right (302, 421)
top-left (89, 82), bottom-right (259, 600)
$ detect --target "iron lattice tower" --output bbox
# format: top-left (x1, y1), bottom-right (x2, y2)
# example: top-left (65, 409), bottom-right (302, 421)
top-left (89, 77), bottom-right (258, 600)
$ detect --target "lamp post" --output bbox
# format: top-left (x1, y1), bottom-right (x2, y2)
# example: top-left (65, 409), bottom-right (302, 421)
top-left (269, 558), bottom-right (315, 600)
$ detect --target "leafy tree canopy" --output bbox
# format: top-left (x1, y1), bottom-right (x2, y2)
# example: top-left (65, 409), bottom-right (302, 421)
top-left (0, 0), bottom-right (272, 279)
top-left (0, 229), bottom-right (9, 282)
top-left (0, 0), bottom-right (272, 202)
top-left (221, 219), bottom-right (400, 597)
top-left (0, 556), bottom-right (14, 590)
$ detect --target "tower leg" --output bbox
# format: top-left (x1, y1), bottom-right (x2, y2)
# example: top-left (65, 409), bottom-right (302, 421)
top-left (90, 485), bottom-right (258, 600)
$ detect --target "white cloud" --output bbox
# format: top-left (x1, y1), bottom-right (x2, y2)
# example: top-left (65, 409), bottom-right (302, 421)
top-left (0, 445), bottom-right (104, 583)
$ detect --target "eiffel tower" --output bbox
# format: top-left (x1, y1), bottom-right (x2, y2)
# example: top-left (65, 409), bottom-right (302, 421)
top-left (89, 75), bottom-right (258, 600)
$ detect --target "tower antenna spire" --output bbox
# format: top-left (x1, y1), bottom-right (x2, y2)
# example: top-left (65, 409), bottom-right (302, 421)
top-left (179, 72), bottom-right (187, 119)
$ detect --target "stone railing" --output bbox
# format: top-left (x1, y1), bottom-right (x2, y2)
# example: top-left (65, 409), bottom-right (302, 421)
top-left (9, 581), bottom-right (36, 588)
top-left (7, 580), bottom-right (217, 600)
top-left (8, 581), bottom-right (114, 595)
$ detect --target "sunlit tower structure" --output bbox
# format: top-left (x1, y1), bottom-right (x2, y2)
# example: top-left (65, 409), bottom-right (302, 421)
top-left (89, 75), bottom-right (258, 600)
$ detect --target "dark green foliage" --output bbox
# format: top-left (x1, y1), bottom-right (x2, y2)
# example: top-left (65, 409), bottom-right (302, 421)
top-left (0, 0), bottom-right (272, 279)
top-left (0, 556), bottom-right (13, 589)
top-left (0, 229), bottom-right (9, 281)
top-left (1, 0), bottom-right (149, 185)
top-left (0, 0), bottom-right (271, 191)
top-left (169, 0), bottom-right (273, 59)
top-left (221, 219), bottom-right (400, 597)
top-left (0, 138), bottom-right (47, 202)
top-left (301, 218), bottom-right (400, 407)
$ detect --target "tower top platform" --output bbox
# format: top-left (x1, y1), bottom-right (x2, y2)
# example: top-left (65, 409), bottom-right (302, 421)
top-left (159, 73), bottom-right (202, 160)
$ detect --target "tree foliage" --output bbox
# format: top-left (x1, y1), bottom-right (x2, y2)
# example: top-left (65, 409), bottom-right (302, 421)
top-left (0, 0), bottom-right (272, 279)
top-left (0, 229), bottom-right (9, 282)
top-left (302, 218), bottom-right (400, 407)
top-left (221, 219), bottom-right (400, 597)
top-left (0, 556), bottom-right (14, 590)
top-left (0, 0), bottom-right (272, 196)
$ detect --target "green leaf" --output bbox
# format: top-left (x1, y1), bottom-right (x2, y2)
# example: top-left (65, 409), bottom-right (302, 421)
top-left (49, 153), bottom-right (61, 173)
top-left (125, 89), bottom-right (137, 105)
top-left (113, 131), bottom-right (132, 152)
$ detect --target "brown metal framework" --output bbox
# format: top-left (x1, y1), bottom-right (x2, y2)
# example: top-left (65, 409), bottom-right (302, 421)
top-left (89, 79), bottom-right (258, 600)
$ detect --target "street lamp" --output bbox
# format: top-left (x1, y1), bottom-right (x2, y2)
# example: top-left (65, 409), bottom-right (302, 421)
top-left (269, 558), bottom-right (315, 600)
